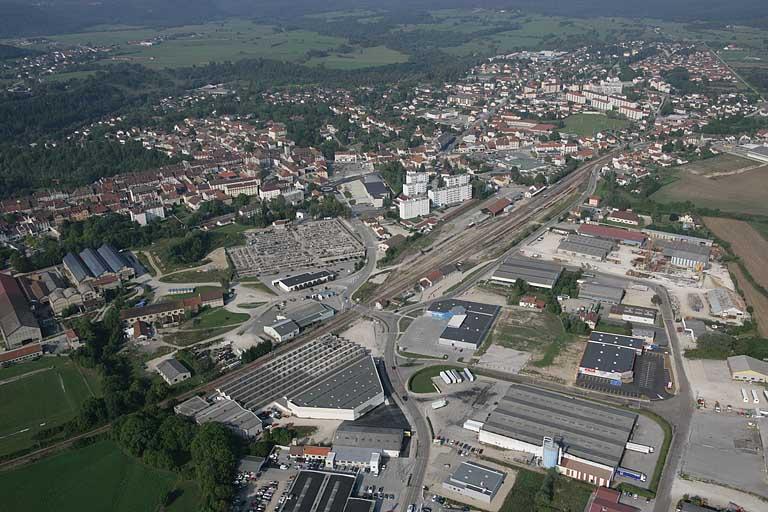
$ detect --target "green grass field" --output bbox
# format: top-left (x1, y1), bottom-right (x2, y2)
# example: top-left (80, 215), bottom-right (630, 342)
top-left (40, 19), bottom-right (407, 70)
top-left (160, 268), bottom-right (229, 284)
top-left (408, 365), bottom-right (461, 393)
top-left (498, 467), bottom-right (593, 512)
top-left (190, 308), bottom-right (249, 329)
top-left (563, 113), bottom-right (631, 137)
top-left (0, 440), bottom-right (200, 512)
top-left (0, 357), bottom-right (101, 457)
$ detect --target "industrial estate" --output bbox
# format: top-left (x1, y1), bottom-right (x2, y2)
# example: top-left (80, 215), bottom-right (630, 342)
top-left (1, 5), bottom-right (768, 512)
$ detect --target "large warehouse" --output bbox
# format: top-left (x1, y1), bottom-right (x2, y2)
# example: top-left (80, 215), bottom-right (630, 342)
top-left (656, 239), bottom-right (710, 270)
top-left (427, 299), bottom-right (500, 351)
top-left (63, 244), bottom-right (135, 284)
top-left (491, 256), bottom-right (563, 289)
top-left (557, 234), bottom-right (614, 261)
top-left (579, 281), bottom-right (625, 304)
top-left (0, 273), bottom-right (42, 350)
top-left (478, 385), bottom-right (637, 486)
top-left (217, 335), bottom-right (383, 420)
top-left (578, 331), bottom-right (647, 383)
top-left (286, 355), bottom-right (385, 420)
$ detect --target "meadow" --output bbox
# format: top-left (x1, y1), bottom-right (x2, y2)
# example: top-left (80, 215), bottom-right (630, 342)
top-left (0, 357), bottom-right (100, 457)
top-left (0, 440), bottom-right (200, 512)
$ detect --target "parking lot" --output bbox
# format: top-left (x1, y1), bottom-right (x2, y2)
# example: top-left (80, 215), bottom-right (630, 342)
top-left (615, 414), bottom-right (666, 490)
top-left (682, 413), bottom-right (768, 497)
top-left (683, 358), bottom-right (766, 409)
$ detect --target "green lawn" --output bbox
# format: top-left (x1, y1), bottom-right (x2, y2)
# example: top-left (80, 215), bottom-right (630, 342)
top-left (190, 308), bottom-right (249, 329)
top-left (164, 285), bottom-right (223, 300)
top-left (0, 357), bottom-right (100, 457)
top-left (408, 365), bottom-right (461, 393)
top-left (0, 440), bottom-right (200, 512)
top-left (239, 279), bottom-right (277, 295)
top-left (307, 45), bottom-right (408, 69)
top-left (163, 326), bottom-right (237, 347)
top-left (563, 113), bottom-right (631, 137)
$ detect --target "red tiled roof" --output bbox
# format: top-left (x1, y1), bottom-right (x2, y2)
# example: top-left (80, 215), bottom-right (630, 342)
top-left (0, 343), bottom-right (42, 364)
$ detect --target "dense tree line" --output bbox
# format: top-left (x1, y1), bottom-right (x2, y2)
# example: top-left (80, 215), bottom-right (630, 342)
top-left (241, 340), bottom-right (273, 363)
top-left (0, 140), bottom-right (177, 199)
top-left (701, 115), bottom-right (768, 135)
top-left (685, 331), bottom-right (768, 360)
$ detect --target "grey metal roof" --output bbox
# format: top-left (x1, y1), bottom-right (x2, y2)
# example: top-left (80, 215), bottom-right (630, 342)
top-left (277, 270), bottom-right (334, 288)
top-left (610, 304), bottom-right (657, 320)
top-left (64, 252), bottom-right (92, 282)
top-left (579, 282), bottom-right (625, 304)
top-left (174, 396), bottom-right (209, 416)
top-left (727, 355), bottom-right (768, 376)
top-left (493, 256), bottom-right (563, 287)
top-left (482, 384), bottom-right (637, 467)
top-left (580, 342), bottom-right (636, 374)
top-left (334, 424), bottom-right (404, 452)
top-left (707, 288), bottom-right (743, 315)
top-left (558, 234), bottom-right (614, 258)
top-left (284, 301), bottom-right (335, 329)
top-left (268, 318), bottom-right (300, 336)
top-left (157, 358), bottom-right (190, 380)
top-left (656, 239), bottom-right (710, 263)
top-left (429, 299), bottom-right (500, 348)
top-left (331, 445), bottom-right (382, 463)
top-left (97, 244), bottom-right (128, 273)
top-left (79, 247), bottom-right (109, 277)
top-left (0, 273), bottom-right (40, 339)
top-left (290, 355), bottom-right (383, 410)
top-left (445, 461), bottom-right (505, 498)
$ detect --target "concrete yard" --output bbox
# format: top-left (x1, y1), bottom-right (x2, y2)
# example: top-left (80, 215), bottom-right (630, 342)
top-left (340, 318), bottom-right (382, 357)
top-left (398, 314), bottom-right (460, 360)
top-left (682, 358), bottom-right (762, 408)
top-left (423, 446), bottom-right (517, 512)
top-left (614, 414), bottom-right (665, 490)
top-left (682, 413), bottom-right (768, 497)
top-left (475, 344), bottom-right (531, 374)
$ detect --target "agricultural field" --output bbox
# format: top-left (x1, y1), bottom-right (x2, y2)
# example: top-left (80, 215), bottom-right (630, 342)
top-left (703, 217), bottom-right (768, 336)
top-left (670, 154), bottom-right (756, 176)
top-left (0, 440), bottom-right (200, 512)
top-left (0, 357), bottom-right (101, 458)
top-left (39, 19), bottom-right (407, 70)
top-left (562, 113), bottom-right (631, 137)
top-left (652, 162), bottom-right (768, 216)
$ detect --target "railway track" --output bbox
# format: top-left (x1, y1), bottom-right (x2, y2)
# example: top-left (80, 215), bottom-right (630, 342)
top-left (172, 150), bottom-right (614, 403)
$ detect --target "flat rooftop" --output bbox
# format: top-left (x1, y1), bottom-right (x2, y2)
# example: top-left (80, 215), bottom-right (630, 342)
top-left (580, 342), bottom-right (637, 374)
top-left (558, 234), bottom-right (615, 258)
top-left (482, 384), bottom-right (637, 467)
top-left (289, 355), bottom-right (383, 411)
top-left (579, 282), bottom-right (625, 303)
top-left (589, 331), bottom-right (645, 350)
top-left (445, 461), bottom-right (506, 499)
top-left (282, 471), bottom-right (356, 512)
top-left (428, 299), bottom-right (500, 348)
top-left (493, 256), bottom-right (563, 288)
top-left (276, 270), bottom-right (334, 288)
top-left (333, 424), bottom-right (404, 452)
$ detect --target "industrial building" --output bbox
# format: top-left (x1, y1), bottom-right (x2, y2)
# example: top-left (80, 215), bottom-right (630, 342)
top-left (217, 335), bottom-right (375, 415)
top-left (478, 385), bottom-right (637, 486)
top-left (427, 299), bottom-right (500, 351)
top-left (726, 355), bottom-right (768, 383)
top-left (579, 281), bottom-right (625, 304)
top-left (0, 273), bottom-right (42, 350)
top-left (655, 239), bottom-right (710, 270)
top-left (281, 471), bottom-right (367, 512)
top-left (491, 256), bottom-right (564, 289)
top-left (706, 288), bottom-right (746, 319)
top-left (286, 355), bottom-right (385, 420)
top-left (120, 301), bottom-right (186, 327)
top-left (333, 424), bottom-right (403, 458)
top-left (272, 270), bottom-right (335, 292)
top-left (642, 229), bottom-right (713, 247)
top-left (442, 461), bottom-right (506, 504)
top-left (63, 244), bottom-right (135, 284)
top-left (588, 331), bottom-right (646, 353)
top-left (557, 234), bottom-right (614, 261)
top-left (578, 342), bottom-right (636, 383)
top-left (263, 318), bottom-right (300, 343)
top-left (174, 396), bottom-right (262, 438)
top-left (362, 179), bottom-right (391, 208)
top-left (608, 304), bottom-right (657, 325)
top-left (156, 357), bottom-right (191, 385)
top-left (585, 487), bottom-right (640, 512)
top-left (578, 224), bottom-right (645, 246)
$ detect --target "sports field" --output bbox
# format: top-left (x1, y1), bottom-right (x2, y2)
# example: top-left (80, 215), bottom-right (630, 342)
top-left (652, 162), bottom-right (768, 216)
top-left (562, 113), bottom-right (630, 137)
top-left (0, 357), bottom-right (101, 457)
top-left (0, 440), bottom-right (200, 512)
